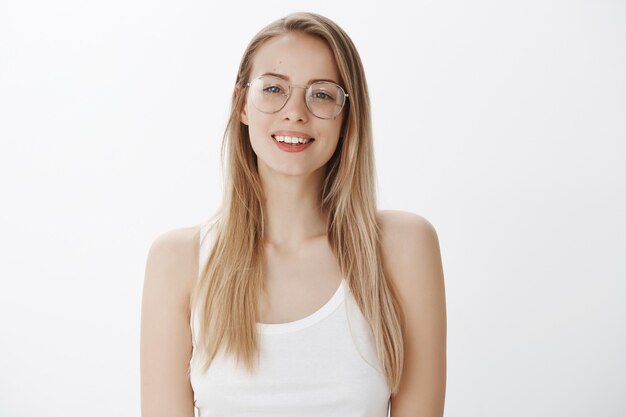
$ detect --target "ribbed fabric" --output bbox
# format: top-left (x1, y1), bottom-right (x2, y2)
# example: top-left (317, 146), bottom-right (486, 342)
top-left (190, 218), bottom-right (391, 417)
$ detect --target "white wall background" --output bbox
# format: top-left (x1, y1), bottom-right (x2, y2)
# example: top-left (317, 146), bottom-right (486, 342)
top-left (0, 0), bottom-right (624, 416)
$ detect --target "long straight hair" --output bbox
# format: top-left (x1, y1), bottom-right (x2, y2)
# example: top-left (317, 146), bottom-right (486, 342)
top-left (189, 12), bottom-right (405, 394)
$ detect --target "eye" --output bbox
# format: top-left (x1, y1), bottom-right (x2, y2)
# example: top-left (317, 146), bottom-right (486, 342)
top-left (312, 90), bottom-right (334, 101)
top-left (263, 85), bottom-right (285, 94)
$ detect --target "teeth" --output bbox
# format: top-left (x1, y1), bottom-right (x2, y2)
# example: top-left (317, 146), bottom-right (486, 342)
top-left (274, 135), bottom-right (313, 144)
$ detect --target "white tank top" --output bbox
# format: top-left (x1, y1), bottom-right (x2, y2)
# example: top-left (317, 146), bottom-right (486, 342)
top-left (190, 218), bottom-right (391, 417)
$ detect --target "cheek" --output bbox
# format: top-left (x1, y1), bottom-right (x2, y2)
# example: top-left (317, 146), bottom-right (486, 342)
top-left (329, 118), bottom-right (344, 150)
top-left (329, 118), bottom-right (344, 142)
top-left (246, 112), bottom-right (272, 147)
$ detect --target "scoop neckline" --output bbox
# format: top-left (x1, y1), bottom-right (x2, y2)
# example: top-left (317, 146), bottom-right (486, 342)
top-left (256, 279), bottom-right (347, 335)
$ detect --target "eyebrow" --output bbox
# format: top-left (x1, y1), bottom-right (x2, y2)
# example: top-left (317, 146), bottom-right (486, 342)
top-left (260, 72), bottom-right (340, 85)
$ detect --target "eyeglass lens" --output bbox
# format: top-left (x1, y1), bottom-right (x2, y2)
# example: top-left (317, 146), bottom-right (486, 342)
top-left (248, 76), bottom-right (346, 119)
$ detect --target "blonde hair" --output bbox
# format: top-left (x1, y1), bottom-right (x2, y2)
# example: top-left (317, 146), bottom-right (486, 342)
top-left (190, 12), bottom-right (405, 394)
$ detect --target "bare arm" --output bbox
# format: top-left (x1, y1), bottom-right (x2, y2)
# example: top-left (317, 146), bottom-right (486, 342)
top-left (140, 226), bottom-right (200, 417)
top-left (379, 211), bottom-right (447, 417)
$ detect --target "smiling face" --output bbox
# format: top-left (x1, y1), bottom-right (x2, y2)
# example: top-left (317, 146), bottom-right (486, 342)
top-left (241, 32), bottom-right (345, 179)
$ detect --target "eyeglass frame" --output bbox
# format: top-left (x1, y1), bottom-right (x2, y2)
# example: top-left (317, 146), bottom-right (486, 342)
top-left (243, 75), bottom-right (349, 120)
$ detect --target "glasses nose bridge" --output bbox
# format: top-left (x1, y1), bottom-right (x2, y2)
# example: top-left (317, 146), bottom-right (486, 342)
top-left (283, 83), bottom-right (310, 110)
top-left (286, 83), bottom-right (309, 99)
top-left (289, 83), bottom-right (309, 91)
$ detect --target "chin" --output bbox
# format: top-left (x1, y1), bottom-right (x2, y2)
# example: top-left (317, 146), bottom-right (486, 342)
top-left (266, 163), bottom-right (320, 178)
top-left (277, 168), bottom-right (316, 178)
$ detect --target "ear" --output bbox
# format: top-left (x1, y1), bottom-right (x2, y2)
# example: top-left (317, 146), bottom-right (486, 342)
top-left (241, 102), bottom-right (249, 126)
top-left (237, 84), bottom-right (249, 126)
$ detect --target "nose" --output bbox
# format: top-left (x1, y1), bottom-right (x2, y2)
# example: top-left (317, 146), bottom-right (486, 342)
top-left (281, 86), bottom-right (309, 122)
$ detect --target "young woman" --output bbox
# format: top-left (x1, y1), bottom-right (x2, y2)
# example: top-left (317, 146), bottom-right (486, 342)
top-left (140, 12), bottom-right (446, 417)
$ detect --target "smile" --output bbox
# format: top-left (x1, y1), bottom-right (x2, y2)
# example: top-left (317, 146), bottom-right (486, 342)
top-left (272, 135), bottom-right (315, 145)
top-left (271, 135), bottom-right (315, 153)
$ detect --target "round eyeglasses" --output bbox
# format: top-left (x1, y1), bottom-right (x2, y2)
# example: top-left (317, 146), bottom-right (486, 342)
top-left (244, 75), bottom-right (349, 120)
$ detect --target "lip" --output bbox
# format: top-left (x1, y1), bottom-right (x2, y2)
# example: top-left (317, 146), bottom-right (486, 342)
top-left (272, 135), bottom-right (315, 153)
top-left (271, 130), bottom-right (314, 139)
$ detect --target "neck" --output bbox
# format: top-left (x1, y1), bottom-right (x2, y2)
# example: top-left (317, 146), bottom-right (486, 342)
top-left (259, 166), bottom-right (328, 248)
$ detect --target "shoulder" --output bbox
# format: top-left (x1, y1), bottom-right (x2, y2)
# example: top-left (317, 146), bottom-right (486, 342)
top-left (140, 226), bottom-right (201, 413)
top-left (143, 224), bottom-right (202, 312)
top-left (376, 209), bottom-right (438, 238)
top-left (375, 209), bottom-right (444, 302)
top-left (147, 225), bottom-right (201, 264)
top-left (376, 209), bottom-right (441, 263)
top-left (376, 210), bottom-right (447, 414)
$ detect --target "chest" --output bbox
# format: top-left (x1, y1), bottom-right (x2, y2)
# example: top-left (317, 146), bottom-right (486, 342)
top-left (258, 237), bottom-right (344, 324)
top-left (190, 294), bottom-right (391, 417)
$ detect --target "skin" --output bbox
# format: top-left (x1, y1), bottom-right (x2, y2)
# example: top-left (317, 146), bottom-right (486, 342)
top-left (140, 32), bottom-right (446, 417)
top-left (240, 33), bottom-right (346, 321)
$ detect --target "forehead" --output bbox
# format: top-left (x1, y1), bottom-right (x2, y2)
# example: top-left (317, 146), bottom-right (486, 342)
top-left (250, 32), bottom-right (340, 84)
